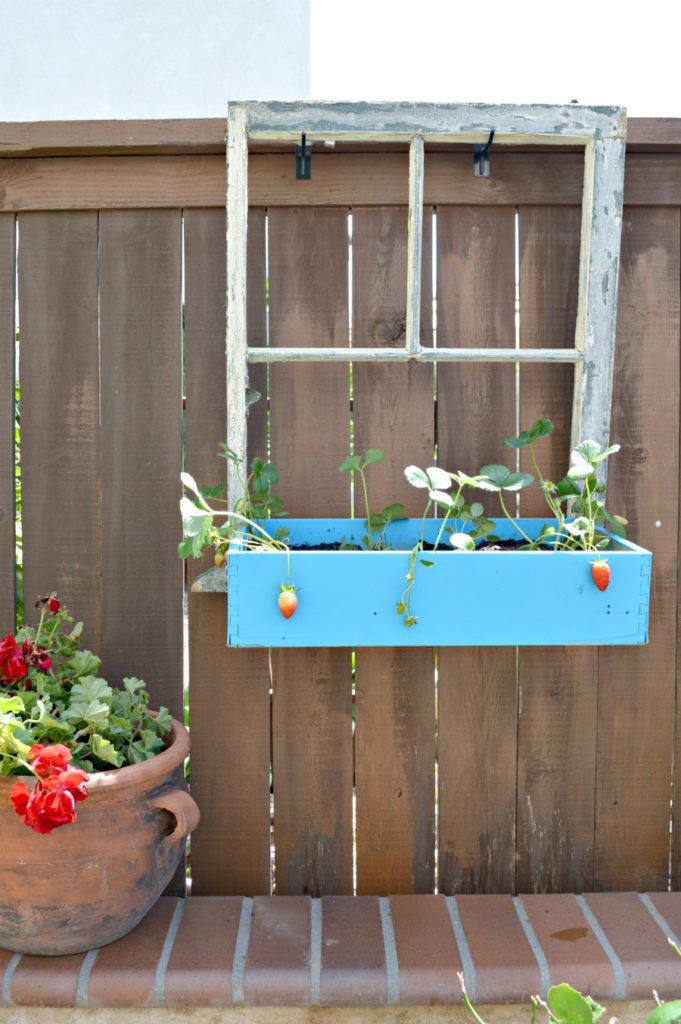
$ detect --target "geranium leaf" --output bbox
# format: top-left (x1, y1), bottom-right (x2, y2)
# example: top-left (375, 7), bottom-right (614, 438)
top-left (89, 733), bottom-right (123, 767)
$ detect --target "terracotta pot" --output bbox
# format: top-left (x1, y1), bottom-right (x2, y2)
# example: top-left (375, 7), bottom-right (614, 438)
top-left (0, 717), bottom-right (199, 955)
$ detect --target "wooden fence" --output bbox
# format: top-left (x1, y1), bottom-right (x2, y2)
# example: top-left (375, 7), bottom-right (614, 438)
top-left (1, 118), bottom-right (680, 898)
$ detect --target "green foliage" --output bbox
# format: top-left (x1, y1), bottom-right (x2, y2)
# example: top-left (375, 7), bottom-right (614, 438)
top-left (546, 984), bottom-right (604, 1024)
top-left (647, 1002), bottom-right (681, 1024)
top-left (0, 605), bottom-right (171, 776)
top-left (398, 466), bottom-right (497, 625)
top-left (498, 419), bottom-right (625, 552)
top-left (179, 457), bottom-right (289, 566)
top-left (339, 449), bottom-right (406, 550)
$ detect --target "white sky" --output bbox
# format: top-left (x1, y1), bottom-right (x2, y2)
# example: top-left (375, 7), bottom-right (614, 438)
top-left (311, 0), bottom-right (681, 118)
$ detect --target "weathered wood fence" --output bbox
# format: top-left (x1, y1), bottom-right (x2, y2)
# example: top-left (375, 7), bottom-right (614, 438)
top-left (0, 118), bottom-right (679, 898)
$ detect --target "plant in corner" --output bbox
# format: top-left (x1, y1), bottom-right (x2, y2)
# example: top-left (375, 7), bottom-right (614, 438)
top-left (179, 448), bottom-right (297, 618)
top-left (0, 595), bottom-right (199, 956)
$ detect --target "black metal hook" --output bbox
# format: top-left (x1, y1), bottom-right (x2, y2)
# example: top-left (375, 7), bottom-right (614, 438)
top-left (295, 133), bottom-right (312, 180)
top-left (473, 130), bottom-right (495, 177)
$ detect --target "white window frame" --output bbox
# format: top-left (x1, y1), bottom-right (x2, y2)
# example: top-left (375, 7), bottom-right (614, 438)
top-left (226, 101), bottom-right (627, 507)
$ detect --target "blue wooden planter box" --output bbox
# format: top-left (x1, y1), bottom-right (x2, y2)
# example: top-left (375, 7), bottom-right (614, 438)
top-left (226, 518), bottom-right (652, 648)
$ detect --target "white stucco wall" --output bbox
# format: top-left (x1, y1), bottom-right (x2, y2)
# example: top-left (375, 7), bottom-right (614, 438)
top-left (0, 0), bottom-right (310, 120)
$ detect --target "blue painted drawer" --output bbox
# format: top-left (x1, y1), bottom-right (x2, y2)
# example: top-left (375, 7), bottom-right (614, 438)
top-left (226, 518), bottom-right (652, 648)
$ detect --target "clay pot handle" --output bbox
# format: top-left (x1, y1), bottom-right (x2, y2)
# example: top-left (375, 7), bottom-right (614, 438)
top-left (152, 789), bottom-right (200, 845)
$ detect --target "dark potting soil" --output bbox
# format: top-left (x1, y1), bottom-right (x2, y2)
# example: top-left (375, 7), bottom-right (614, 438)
top-left (289, 539), bottom-right (555, 552)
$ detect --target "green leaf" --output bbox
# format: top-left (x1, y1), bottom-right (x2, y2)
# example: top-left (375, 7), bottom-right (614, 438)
top-left (201, 483), bottom-right (226, 500)
top-left (419, 559), bottom-right (435, 567)
top-left (71, 676), bottom-right (112, 704)
top-left (250, 457), bottom-right (264, 474)
top-left (574, 440), bottom-right (602, 463)
top-left (261, 463), bottom-right (280, 485)
top-left (367, 514), bottom-right (387, 531)
top-left (585, 995), bottom-right (605, 1023)
top-left (122, 677), bottom-right (146, 696)
top-left (454, 471), bottom-right (487, 488)
top-left (555, 476), bottom-right (581, 497)
top-left (266, 496), bottom-right (286, 515)
top-left (180, 472), bottom-right (211, 509)
top-left (362, 449), bottom-right (385, 466)
top-left (180, 497), bottom-right (213, 542)
top-left (0, 695), bottom-right (24, 714)
top-left (379, 503), bottom-right (406, 522)
top-left (152, 706), bottom-right (173, 734)
top-left (478, 465), bottom-right (534, 492)
top-left (546, 983), bottom-right (598, 1024)
top-left (177, 537), bottom-right (196, 559)
top-left (429, 489), bottom-right (454, 509)
top-left (251, 474), bottom-right (269, 495)
top-left (470, 502), bottom-right (484, 519)
top-left (565, 516), bottom-right (591, 537)
top-left (504, 418), bottom-right (554, 448)
top-left (404, 465), bottom-right (430, 489)
top-left (217, 443), bottom-right (241, 464)
top-left (567, 454), bottom-right (595, 480)
top-left (426, 466), bottom-right (452, 491)
top-left (594, 443), bottom-right (620, 462)
top-left (395, 602), bottom-right (406, 615)
top-left (89, 733), bottom-right (123, 767)
top-left (339, 455), bottom-right (362, 473)
top-left (68, 650), bottom-right (102, 678)
top-left (645, 1002), bottom-right (681, 1024)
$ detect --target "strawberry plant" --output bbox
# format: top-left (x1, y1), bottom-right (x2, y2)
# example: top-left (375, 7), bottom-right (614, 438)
top-left (501, 419), bottom-right (626, 553)
top-left (397, 465), bottom-right (495, 626)
top-left (338, 448), bottom-right (405, 549)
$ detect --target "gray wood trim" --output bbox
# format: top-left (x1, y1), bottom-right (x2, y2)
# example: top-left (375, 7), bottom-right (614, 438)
top-left (239, 101), bottom-right (626, 143)
top-left (406, 136), bottom-right (425, 355)
top-left (226, 105), bottom-right (249, 509)
top-left (246, 346), bottom-right (582, 364)
top-left (571, 136), bottom-right (627, 468)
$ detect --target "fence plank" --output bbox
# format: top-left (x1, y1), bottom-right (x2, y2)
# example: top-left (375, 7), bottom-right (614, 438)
top-left (188, 592), bottom-right (271, 895)
top-left (99, 210), bottom-right (183, 719)
top-left (352, 206), bottom-right (436, 894)
top-left (2, 154), bottom-right (681, 212)
top-left (515, 205), bottom-right (597, 893)
top-left (268, 207), bottom-right (353, 895)
top-left (596, 207), bottom-right (680, 890)
top-left (437, 206), bottom-right (518, 894)
top-left (0, 214), bottom-right (15, 633)
top-left (185, 207), bottom-right (272, 894)
top-left (18, 212), bottom-right (101, 646)
top-left (0, 116), bottom-right (674, 156)
top-left (184, 206), bottom-right (267, 563)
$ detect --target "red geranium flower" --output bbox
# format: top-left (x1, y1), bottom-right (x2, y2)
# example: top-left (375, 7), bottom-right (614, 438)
top-left (11, 755), bottom-right (90, 834)
top-left (0, 635), bottom-right (28, 682)
top-left (12, 783), bottom-right (77, 834)
top-left (22, 641), bottom-right (52, 673)
top-left (28, 744), bottom-right (72, 779)
top-left (10, 780), bottom-right (30, 817)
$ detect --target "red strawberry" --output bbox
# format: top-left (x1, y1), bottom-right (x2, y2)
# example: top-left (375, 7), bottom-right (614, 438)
top-left (277, 586), bottom-right (298, 620)
top-left (591, 559), bottom-right (610, 592)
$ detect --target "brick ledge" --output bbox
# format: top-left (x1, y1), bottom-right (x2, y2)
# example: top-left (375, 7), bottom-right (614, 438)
top-left (2, 893), bottom-right (681, 1010)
